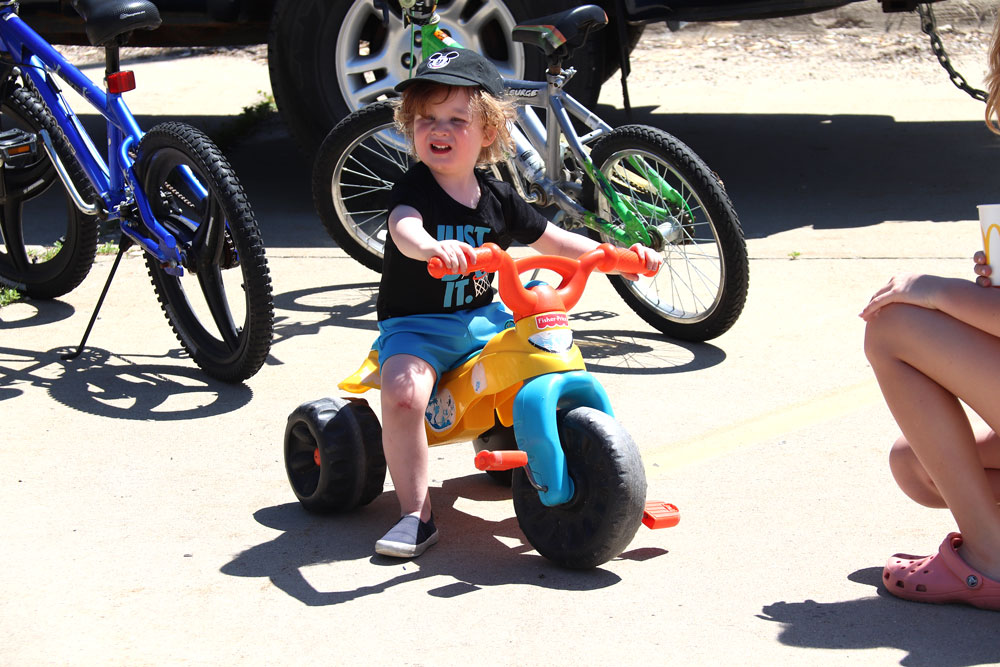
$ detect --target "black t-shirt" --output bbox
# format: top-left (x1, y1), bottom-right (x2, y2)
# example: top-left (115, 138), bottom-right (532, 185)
top-left (377, 162), bottom-right (548, 321)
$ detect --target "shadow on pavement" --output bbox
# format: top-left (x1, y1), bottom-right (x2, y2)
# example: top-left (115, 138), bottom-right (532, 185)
top-left (220, 473), bottom-right (659, 605)
top-left (0, 343), bottom-right (253, 419)
top-left (269, 281), bottom-right (727, 374)
top-left (74, 108), bottom-right (1000, 249)
top-left (758, 566), bottom-right (1000, 666)
top-left (575, 328), bottom-right (726, 375)
top-left (0, 297), bottom-right (75, 328)
top-left (598, 104), bottom-right (1000, 238)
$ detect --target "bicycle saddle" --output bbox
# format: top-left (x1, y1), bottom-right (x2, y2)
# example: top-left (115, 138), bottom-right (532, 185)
top-left (511, 5), bottom-right (607, 58)
top-left (72, 0), bottom-right (162, 47)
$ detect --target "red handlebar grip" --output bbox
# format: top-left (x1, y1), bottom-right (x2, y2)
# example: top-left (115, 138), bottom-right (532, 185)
top-left (427, 243), bottom-right (503, 278)
top-left (427, 257), bottom-right (446, 278)
top-left (609, 246), bottom-right (658, 277)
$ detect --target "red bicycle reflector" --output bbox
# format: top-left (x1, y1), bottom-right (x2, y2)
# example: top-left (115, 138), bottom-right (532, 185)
top-left (642, 501), bottom-right (680, 529)
top-left (107, 71), bottom-right (136, 94)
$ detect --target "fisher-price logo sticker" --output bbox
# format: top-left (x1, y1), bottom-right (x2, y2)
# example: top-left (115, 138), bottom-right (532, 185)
top-left (535, 313), bottom-right (569, 329)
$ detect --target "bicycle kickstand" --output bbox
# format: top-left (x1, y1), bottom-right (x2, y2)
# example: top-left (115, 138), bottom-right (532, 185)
top-left (61, 235), bottom-right (134, 361)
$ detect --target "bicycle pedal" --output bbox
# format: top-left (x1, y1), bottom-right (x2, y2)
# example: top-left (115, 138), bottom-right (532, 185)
top-left (642, 501), bottom-right (679, 529)
top-left (0, 128), bottom-right (38, 166)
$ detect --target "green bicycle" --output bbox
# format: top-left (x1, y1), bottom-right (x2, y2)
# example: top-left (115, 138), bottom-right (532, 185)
top-left (312, 1), bottom-right (748, 341)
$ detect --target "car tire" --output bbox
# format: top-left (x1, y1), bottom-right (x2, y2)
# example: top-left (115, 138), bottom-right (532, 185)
top-left (267, 0), bottom-right (607, 156)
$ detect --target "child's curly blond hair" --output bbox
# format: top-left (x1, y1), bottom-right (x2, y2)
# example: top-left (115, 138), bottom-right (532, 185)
top-left (393, 81), bottom-right (515, 165)
top-left (987, 15), bottom-right (1000, 134)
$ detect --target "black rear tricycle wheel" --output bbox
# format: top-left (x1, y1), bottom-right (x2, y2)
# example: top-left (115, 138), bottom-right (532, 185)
top-left (284, 396), bottom-right (386, 513)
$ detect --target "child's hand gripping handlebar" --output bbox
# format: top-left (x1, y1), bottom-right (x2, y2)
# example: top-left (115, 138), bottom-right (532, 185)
top-left (428, 243), bottom-right (657, 320)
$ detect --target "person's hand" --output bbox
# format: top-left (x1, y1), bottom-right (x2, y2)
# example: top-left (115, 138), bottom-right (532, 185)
top-left (974, 250), bottom-right (993, 287)
top-left (429, 240), bottom-right (477, 275)
top-left (620, 243), bottom-right (662, 281)
top-left (859, 273), bottom-right (943, 321)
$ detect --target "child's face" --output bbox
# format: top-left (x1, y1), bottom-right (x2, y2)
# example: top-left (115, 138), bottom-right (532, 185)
top-left (411, 87), bottom-right (497, 179)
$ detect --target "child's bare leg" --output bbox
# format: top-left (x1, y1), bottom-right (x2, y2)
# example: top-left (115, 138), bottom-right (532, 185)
top-left (889, 429), bottom-right (1000, 509)
top-left (865, 303), bottom-right (1000, 579)
top-left (379, 353), bottom-right (435, 521)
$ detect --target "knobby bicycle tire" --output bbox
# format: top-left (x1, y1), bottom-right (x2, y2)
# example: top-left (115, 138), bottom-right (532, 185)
top-left (0, 84), bottom-right (99, 298)
top-left (584, 125), bottom-right (749, 342)
top-left (137, 122), bottom-right (274, 383)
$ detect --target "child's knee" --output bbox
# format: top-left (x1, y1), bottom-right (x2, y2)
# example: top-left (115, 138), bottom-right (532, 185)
top-left (888, 438), bottom-right (946, 508)
top-left (382, 381), bottom-right (431, 414)
top-left (863, 304), bottom-right (905, 361)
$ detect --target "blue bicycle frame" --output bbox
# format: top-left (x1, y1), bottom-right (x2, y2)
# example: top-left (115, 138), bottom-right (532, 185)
top-left (0, 5), bottom-right (190, 273)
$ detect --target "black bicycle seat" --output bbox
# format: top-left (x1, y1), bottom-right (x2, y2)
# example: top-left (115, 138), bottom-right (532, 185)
top-left (71, 0), bottom-right (162, 47)
top-left (511, 5), bottom-right (607, 57)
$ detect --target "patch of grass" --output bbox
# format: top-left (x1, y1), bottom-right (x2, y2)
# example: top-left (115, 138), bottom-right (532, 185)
top-left (27, 240), bottom-right (63, 263)
top-left (97, 241), bottom-right (118, 255)
top-left (788, 251), bottom-right (801, 260)
top-left (0, 286), bottom-right (21, 308)
top-left (213, 90), bottom-right (278, 150)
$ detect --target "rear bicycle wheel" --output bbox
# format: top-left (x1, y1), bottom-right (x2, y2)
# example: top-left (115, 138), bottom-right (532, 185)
top-left (312, 100), bottom-right (408, 273)
top-left (137, 122), bottom-right (274, 382)
top-left (584, 125), bottom-right (749, 342)
top-left (0, 85), bottom-right (98, 299)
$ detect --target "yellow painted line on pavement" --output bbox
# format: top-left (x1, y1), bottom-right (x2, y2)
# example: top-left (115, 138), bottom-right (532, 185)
top-left (643, 380), bottom-right (885, 472)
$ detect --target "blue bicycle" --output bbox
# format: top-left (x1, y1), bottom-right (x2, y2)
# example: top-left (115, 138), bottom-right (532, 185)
top-left (0, 0), bottom-right (273, 382)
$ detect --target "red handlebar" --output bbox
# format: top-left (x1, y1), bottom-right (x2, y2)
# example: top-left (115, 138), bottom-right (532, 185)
top-left (427, 244), bottom-right (504, 279)
top-left (426, 242), bottom-right (656, 319)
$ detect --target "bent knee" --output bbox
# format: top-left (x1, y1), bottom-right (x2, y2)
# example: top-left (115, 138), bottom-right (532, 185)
top-left (380, 363), bottom-right (436, 414)
top-left (864, 303), bottom-right (920, 364)
top-left (888, 438), bottom-right (946, 508)
top-left (382, 382), bottom-right (433, 414)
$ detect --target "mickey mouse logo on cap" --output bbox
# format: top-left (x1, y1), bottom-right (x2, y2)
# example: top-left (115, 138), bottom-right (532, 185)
top-left (426, 51), bottom-right (460, 70)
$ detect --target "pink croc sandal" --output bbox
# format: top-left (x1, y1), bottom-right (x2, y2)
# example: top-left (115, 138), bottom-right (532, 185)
top-left (883, 533), bottom-right (1000, 611)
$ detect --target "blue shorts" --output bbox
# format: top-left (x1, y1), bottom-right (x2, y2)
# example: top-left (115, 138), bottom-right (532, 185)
top-left (375, 302), bottom-right (513, 382)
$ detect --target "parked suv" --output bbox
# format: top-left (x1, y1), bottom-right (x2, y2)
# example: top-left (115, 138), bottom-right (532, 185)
top-left (18, 0), bottom-right (941, 153)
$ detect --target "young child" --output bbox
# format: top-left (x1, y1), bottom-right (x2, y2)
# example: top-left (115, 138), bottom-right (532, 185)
top-left (856, 16), bottom-right (1000, 611)
top-left (372, 49), bottom-right (661, 558)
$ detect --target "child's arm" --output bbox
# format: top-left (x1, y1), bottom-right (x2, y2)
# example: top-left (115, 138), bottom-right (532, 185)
top-left (389, 205), bottom-right (478, 274)
top-left (528, 222), bottom-right (662, 280)
top-left (860, 272), bottom-right (1000, 338)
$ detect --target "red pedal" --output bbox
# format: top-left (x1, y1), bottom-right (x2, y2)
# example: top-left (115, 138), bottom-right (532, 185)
top-left (474, 450), bottom-right (528, 471)
top-left (642, 501), bottom-right (680, 529)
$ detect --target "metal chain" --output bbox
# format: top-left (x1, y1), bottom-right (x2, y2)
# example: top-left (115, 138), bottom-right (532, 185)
top-left (917, 3), bottom-right (988, 102)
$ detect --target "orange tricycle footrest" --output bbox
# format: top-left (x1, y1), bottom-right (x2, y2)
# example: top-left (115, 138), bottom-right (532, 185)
top-left (474, 450), bottom-right (529, 471)
top-left (642, 501), bottom-right (680, 529)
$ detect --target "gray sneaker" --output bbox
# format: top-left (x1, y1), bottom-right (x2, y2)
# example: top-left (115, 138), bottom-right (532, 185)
top-left (375, 514), bottom-right (439, 558)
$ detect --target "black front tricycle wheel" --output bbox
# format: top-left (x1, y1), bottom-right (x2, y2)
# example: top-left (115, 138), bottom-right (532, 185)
top-left (512, 407), bottom-right (646, 569)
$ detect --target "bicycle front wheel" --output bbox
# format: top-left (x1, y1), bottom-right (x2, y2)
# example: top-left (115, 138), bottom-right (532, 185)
top-left (584, 125), bottom-right (749, 342)
top-left (137, 122), bottom-right (274, 383)
top-left (0, 85), bottom-right (98, 299)
top-left (312, 100), bottom-right (410, 273)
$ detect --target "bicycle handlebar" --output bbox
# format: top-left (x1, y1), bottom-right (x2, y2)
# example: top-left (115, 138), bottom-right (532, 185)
top-left (428, 242), bottom-right (656, 319)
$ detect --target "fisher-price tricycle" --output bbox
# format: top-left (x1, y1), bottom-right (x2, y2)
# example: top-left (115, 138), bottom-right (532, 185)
top-left (283, 243), bottom-right (678, 569)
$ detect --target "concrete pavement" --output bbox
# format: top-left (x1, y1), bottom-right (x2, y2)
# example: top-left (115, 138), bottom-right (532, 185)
top-left (2, 40), bottom-right (1000, 665)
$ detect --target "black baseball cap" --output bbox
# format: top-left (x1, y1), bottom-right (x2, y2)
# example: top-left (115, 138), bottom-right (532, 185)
top-left (394, 49), bottom-right (504, 98)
